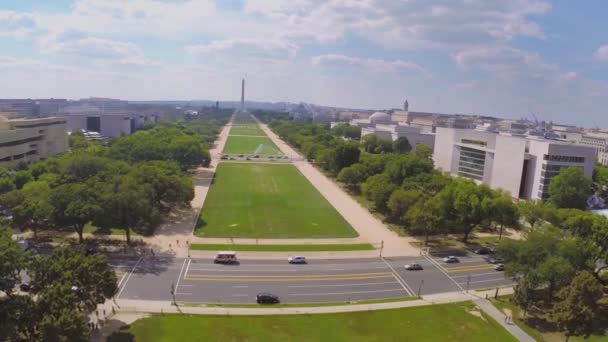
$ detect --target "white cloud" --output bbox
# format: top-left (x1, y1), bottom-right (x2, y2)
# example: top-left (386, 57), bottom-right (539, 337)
top-left (186, 38), bottom-right (298, 61)
top-left (40, 31), bottom-right (156, 66)
top-left (595, 45), bottom-right (608, 62)
top-left (0, 10), bottom-right (38, 38)
top-left (312, 54), bottom-right (430, 77)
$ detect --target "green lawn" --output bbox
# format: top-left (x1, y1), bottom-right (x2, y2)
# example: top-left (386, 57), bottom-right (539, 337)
top-left (190, 243), bottom-right (373, 252)
top-left (195, 163), bottom-right (357, 238)
top-left (230, 124), bottom-right (266, 136)
top-left (108, 302), bottom-right (517, 342)
top-left (491, 296), bottom-right (608, 342)
top-left (223, 135), bottom-right (282, 155)
top-left (182, 296), bottom-right (418, 308)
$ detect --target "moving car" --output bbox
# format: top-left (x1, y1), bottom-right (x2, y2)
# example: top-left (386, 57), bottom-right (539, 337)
top-left (214, 251), bottom-right (239, 264)
top-left (256, 292), bottom-right (280, 304)
top-left (288, 256), bottom-right (307, 264)
top-left (494, 264), bottom-right (505, 271)
top-left (487, 256), bottom-right (504, 264)
top-left (19, 283), bottom-right (32, 292)
top-left (404, 263), bottom-right (423, 271)
top-left (443, 256), bottom-right (460, 263)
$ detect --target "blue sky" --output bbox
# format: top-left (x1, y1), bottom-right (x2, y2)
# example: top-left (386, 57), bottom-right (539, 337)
top-left (0, 0), bottom-right (607, 127)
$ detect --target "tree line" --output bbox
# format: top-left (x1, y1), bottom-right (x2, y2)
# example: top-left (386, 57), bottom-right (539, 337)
top-left (0, 112), bottom-right (230, 244)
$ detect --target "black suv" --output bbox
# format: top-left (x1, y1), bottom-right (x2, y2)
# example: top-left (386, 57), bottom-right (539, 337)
top-left (256, 292), bottom-right (280, 305)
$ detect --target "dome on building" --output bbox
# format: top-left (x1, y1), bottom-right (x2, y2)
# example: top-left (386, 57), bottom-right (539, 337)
top-left (369, 111), bottom-right (391, 123)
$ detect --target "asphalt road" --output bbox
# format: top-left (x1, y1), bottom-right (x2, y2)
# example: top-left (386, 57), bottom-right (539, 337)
top-left (113, 253), bottom-right (513, 304)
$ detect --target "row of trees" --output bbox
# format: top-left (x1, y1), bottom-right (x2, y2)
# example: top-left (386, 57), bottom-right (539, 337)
top-left (0, 114), bottom-right (230, 244)
top-left (0, 228), bottom-right (117, 341)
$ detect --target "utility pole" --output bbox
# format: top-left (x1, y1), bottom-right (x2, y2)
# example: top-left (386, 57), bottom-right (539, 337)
top-left (466, 275), bottom-right (471, 293)
top-left (417, 280), bottom-right (424, 297)
top-left (379, 240), bottom-right (384, 258)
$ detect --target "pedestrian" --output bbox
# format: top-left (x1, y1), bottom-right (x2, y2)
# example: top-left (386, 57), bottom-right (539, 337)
top-left (504, 315), bottom-right (508, 323)
top-left (151, 249), bottom-right (155, 257)
top-left (177, 239), bottom-right (179, 246)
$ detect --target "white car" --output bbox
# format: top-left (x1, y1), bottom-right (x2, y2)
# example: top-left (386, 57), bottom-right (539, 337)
top-left (443, 256), bottom-right (460, 263)
top-left (288, 256), bottom-right (307, 264)
top-left (404, 263), bottom-right (423, 271)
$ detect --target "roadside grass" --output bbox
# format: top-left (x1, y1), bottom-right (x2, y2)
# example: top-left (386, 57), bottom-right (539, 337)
top-left (180, 296), bottom-right (418, 308)
top-left (229, 125), bottom-right (266, 136)
top-left (223, 135), bottom-right (282, 155)
top-left (491, 295), bottom-right (608, 342)
top-left (190, 243), bottom-right (374, 252)
top-left (108, 302), bottom-right (517, 342)
top-left (195, 163), bottom-right (357, 238)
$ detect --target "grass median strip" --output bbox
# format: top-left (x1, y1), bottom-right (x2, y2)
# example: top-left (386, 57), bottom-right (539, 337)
top-left (180, 296), bottom-right (419, 308)
top-left (190, 243), bottom-right (374, 252)
top-left (108, 302), bottom-right (517, 342)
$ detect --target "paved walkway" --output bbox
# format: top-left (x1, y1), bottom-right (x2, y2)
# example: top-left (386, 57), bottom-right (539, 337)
top-left (475, 298), bottom-right (535, 342)
top-left (256, 118), bottom-right (419, 257)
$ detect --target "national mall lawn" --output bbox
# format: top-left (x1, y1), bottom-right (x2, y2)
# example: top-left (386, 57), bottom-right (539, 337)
top-left (195, 163), bottom-right (357, 238)
top-left (108, 302), bottom-right (516, 342)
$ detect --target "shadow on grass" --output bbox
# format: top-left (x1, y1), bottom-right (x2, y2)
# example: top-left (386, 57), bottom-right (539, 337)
top-left (106, 325), bottom-right (135, 342)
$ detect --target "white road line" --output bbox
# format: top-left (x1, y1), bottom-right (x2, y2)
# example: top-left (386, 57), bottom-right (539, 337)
top-left (174, 258), bottom-right (190, 295)
top-left (381, 258), bottom-right (414, 296)
top-left (233, 285), bottom-right (249, 288)
top-left (291, 289), bottom-right (404, 296)
top-left (179, 284), bottom-right (195, 287)
top-left (187, 268), bottom-right (299, 273)
top-left (176, 292), bottom-right (192, 295)
top-left (451, 272), bottom-right (499, 279)
top-left (184, 257), bottom-right (192, 277)
top-left (115, 256), bottom-right (143, 299)
top-left (232, 294), bottom-right (249, 297)
top-left (288, 281), bottom-right (397, 288)
top-left (116, 273), bottom-right (128, 289)
top-left (424, 255), bottom-right (464, 292)
top-left (458, 278), bottom-right (513, 285)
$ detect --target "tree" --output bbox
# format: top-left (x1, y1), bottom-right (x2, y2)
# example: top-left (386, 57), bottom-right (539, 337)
top-left (487, 191), bottom-right (519, 240)
top-left (361, 174), bottom-right (397, 213)
top-left (552, 271), bottom-right (603, 341)
top-left (0, 177), bottom-right (14, 194)
top-left (361, 134), bottom-right (393, 154)
top-left (518, 200), bottom-right (545, 230)
top-left (11, 181), bottom-right (53, 239)
top-left (548, 167), bottom-right (592, 209)
top-left (438, 179), bottom-right (494, 243)
top-left (393, 136), bottom-right (412, 154)
top-left (333, 141), bottom-right (360, 173)
top-left (414, 144), bottom-right (433, 160)
top-left (168, 135), bottom-right (206, 170)
top-left (316, 148), bottom-right (337, 174)
top-left (405, 197), bottom-right (444, 245)
top-left (129, 161), bottom-right (194, 209)
top-left (387, 189), bottom-right (420, 223)
top-left (0, 227), bottom-right (28, 296)
top-left (384, 154), bottom-right (433, 186)
top-left (337, 163), bottom-right (368, 192)
top-left (50, 183), bottom-right (102, 243)
top-left (14, 170), bottom-right (32, 189)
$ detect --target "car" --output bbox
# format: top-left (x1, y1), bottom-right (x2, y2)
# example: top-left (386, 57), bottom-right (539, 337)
top-left (19, 283), bottom-right (32, 292)
top-left (494, 264), bottom-right (505, 271)
top-left (288, 256), bottom-right (307, 264)
top-left (404, 263), bottom-right (423, 271)
top-left (256, 292), bottom-right (280, 304)
top-left (487, 256), bottom-right (504, 264)
top-left (214, 251), bottom-right (239, 265)
top-left (443, 256), bottom-right (460, 263)
top-left (474, 247), bottom-right (492, 255)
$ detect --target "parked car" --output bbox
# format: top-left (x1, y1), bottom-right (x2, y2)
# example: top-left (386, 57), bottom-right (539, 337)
top-left (19, 283), bottom-right (33, 292)
top-left (404, 263), bottom-right (423, 271)
top-left (487, 256), bottom-right (504, 264)
top-left (214, 251), bottom-right (239, 264)
top-left (474, 247), bottom-right (492, 255)
top-left (256, 292), bottom-right (280, 304)
top-left (443, 256), bottom-right (460, 263)
top-left (288, 256), bottom-right (307, 264)
top-left (494, 264), bottom-right (505, 271)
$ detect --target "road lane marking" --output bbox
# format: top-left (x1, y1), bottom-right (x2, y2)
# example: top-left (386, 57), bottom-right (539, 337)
top-left (457, 278), bottom-right (513, 285)
top-left (445, 265), bottom-right (495, 273)
top-left (186, 272), bottom-right (391, 279)
top-left (116, 272), bottom-right (128, 289)
top-left (174, 258), bottom-right (189, 295)
top-left (451, 272), bottom-right (499, 278)
top-left (184, 257), bottom-right (192, 277)
top-left (183, 273), bottom-right (394, 282)
top-left (424, 255), bottom-right (464, 291)
top-left (233, 285), bottom-right (249, 288)
top-left (288, 281), bottom-right (397, 288)
top-left (176, 292), bottom-right (192, 295)
top-left (381, 258), bottom-right (413, 296)
top-left (290, 289), bottom-right (405, 296)
top-left (232, 294), bottom-right (249, 297)
top-left (115, 255), bottom-right (143, 299)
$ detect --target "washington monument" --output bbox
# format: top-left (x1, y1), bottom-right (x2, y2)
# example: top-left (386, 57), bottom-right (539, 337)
top-left (241, 78), bottom-right (245, 111)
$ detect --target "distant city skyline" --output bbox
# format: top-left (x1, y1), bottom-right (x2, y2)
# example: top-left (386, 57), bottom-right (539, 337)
top-left (0, 1), bottom-right (607, 127)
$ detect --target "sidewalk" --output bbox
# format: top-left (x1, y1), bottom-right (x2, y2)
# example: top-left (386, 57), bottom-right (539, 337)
top-left (475, 298), bottom-right (535, 342)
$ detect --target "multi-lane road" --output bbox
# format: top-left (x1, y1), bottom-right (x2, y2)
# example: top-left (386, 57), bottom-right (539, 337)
top-left (111, 253), bottom-right (512, 304)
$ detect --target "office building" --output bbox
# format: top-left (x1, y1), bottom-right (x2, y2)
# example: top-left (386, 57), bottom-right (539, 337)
top-left (0, 99), bottom-right (38, 117)
top-left (434, 127), bottom-right (595, 200)
top-left (37, 99), bottom-right (69, 115)
top-left (0, 114), bottom-right (67, 166)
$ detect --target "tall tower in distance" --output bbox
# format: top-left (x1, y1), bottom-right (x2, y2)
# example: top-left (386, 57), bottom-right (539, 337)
top-left (241, 78), bottom-right (245, 112)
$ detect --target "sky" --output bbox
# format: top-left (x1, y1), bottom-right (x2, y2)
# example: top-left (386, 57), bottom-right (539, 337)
top-left (0, 0), bottom-right (607, 127)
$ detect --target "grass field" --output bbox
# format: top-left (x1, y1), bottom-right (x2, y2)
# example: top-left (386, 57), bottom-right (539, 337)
top-left (108, 302), bottom-right (517, 342)
top-left (230, 124), bottom-right (266, 136)
top-left (195, 163), bottom-right (357, 238)
top-left (223, 135), bottom-right (282, 155)
top-left (190, 243), bottom-right (373, 252)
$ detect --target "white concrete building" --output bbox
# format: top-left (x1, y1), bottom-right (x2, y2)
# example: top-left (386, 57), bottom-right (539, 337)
top-left (0, 114), bottom-right (67, 166)
top-left (361, 123), bottom-right (435, 150)
top-left (434, 127), bottom-right (595, 200)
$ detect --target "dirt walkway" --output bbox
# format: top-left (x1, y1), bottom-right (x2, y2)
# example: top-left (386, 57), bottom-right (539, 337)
top-left (256, 118), bottom-right (420, 257)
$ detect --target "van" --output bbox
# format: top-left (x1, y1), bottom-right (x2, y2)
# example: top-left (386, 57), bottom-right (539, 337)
top-left (214, 251), bottom-right (238, 264)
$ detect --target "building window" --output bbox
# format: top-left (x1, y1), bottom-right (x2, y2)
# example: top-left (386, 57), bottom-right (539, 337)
top-left (543, 154), bottom-right (585, 163)
top-left (461, 139), bottom-right (487, 147)
top-left (458, 146), bottom-right (485, 181)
